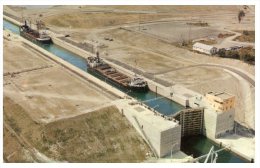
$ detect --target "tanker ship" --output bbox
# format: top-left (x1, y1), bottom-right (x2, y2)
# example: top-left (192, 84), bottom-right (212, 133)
top-left (86, 52), bottom-right (149, 92)
top-left (19, 20), bottom-right (52, 44)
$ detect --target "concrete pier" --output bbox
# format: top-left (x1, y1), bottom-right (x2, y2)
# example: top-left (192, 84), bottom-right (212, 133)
top-left (3, 14), bottom-right (21, 26)
top-left (114, 99), bottom-right (182, 158)
top-left (50, 35), bottom-right (94, 59)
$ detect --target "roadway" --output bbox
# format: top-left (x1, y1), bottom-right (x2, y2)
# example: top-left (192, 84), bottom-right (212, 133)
top-left (156, 63), bottom-right (255, 87)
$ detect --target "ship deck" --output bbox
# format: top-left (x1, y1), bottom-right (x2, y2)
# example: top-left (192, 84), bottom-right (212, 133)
top-left (94, 64), bottom-right (131, 87)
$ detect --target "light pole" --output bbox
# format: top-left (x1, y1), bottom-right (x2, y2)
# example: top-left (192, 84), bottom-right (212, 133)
top-left (171, 81), bottom-right (175, 98)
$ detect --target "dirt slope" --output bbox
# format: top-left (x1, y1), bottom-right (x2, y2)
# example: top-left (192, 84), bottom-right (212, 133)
top-left (3, 97), bottom-right (150, 162)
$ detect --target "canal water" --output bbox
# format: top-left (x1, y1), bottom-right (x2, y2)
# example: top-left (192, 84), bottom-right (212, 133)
top-left (3, 19), bottom-right (247, 163)
top-left (181, 136), bottom-right (247, 163)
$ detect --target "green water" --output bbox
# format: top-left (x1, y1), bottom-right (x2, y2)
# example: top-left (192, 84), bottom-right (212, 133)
top-left (3, 19), bottom-right (20, 34)
top-left (181, 136), bottom-right (248, 163)
top-left (3, 19), bottom-right (248, 163)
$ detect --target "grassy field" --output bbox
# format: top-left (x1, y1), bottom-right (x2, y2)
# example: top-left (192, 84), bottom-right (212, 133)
top-left (3, 97), bottom-right (151, 162)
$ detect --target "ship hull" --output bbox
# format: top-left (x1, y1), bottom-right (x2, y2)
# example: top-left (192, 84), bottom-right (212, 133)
top-left (87, 67), bottom-right (149, 93)
top-left (36, 38), bottom-right (52, 44)
top-left (20, 31), bottom-right (52, 44)
top-left (129, 85), bottom-right (149, 92)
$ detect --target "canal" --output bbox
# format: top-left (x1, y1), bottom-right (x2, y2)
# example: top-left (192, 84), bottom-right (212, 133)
top-left (3, 19), bottom-right (248, 163)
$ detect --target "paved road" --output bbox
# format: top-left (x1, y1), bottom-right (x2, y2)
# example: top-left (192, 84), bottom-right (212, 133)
top-left (204, 64), bottom-right (255, 87)
top-left (213, 30), bottom-right (255, 49)
top-left (166, 63), bottom-right (255, 87)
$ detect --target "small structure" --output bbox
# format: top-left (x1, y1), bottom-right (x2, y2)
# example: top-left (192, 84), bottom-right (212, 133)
top-left (205, 92), bottom-right (235, 112)
top-left (204, 92), bottom-right (235, 139)
top-left (193, 42), bottom-right (217, 55)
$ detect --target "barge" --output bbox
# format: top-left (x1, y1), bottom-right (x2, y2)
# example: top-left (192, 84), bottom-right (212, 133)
top-left (86, 52), bottom-right (149, 92)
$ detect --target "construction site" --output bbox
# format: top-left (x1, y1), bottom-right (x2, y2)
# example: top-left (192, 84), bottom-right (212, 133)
top-left (3, 5), bottom-right (255, 163)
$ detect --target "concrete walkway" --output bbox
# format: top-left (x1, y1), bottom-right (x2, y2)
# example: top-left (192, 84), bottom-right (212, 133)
top-left (215, 134), bottom-right (255, 161)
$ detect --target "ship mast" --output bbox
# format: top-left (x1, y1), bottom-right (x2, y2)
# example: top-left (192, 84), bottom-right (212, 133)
top-left (36, 20), bottom-right (40, 30)
top-left (96, 51), bottom-right (100, 63)
top-left (134, 59), bottom-right (137, 77)
top-left (94, 44), bottom-right (100, 63)
top-left (36, 20), bottom-right (45, 30)
top-left (21, 10), bottom-right (24, 25)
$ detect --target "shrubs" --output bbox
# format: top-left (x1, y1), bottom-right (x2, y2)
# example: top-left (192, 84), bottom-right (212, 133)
top-left (218, 47), bottom-right (255, 65)
top-left (238, 47), bottom-right (255, 64)
top-left (243, 30), bottom-right (249, 36)
top-left (238, 10), bottom-right (245, 23)
top-left (186, 21), bottom-right (209, 27)
top-left (234, 30), bottom-right (255, 43)
top-left (218, 33), bottom-right (235, 38)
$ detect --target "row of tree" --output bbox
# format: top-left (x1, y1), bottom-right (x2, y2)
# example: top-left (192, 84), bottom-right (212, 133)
top-left (218, 47), bottom-right (255, 65)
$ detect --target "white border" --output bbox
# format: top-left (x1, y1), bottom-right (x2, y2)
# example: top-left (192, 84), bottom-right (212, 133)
top-left (0, 0), bottom-right (258, 5)
top-left (1, 1), bottom-right (259, 168)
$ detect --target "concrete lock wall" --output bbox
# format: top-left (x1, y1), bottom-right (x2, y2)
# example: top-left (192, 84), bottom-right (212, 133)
top-left (204, 108), bottom-right (235, 139)
top-left (148, 83), bottom-right (188, 107)
top-left (203, 109), bottom-right (217, 139)
top-left (51, 36), bottom-right (92, 59)
top-left (215, 109), bottom-right (235, 138)
top-left (4, 15), bottom-right (21, 26)
top-left (160, 125), bottom-right (181, 157)
top-left (137, 115), bottom-right (181, 158)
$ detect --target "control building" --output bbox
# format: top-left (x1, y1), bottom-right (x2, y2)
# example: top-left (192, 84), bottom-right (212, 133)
top-left (203, 92), bottom-right (235, 139)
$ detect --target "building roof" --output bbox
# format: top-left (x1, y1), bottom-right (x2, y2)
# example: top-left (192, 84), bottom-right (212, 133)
top-left (207, 92), bottom-right (234, 100)
top-left (193, 42), bottom-right (216, 51)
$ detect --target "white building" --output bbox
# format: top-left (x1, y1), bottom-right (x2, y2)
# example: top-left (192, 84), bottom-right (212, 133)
top-left (193, 42), bottom-right (217, 55)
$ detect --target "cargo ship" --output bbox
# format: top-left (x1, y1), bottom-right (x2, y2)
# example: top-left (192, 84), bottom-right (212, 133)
top-left (19, 20), bottom-right (52, 44)
top-left (86, 52), bottom-right (149, 92)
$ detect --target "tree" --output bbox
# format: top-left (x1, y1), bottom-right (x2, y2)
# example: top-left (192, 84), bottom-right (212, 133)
top-left (218, 48), bottom-right (226, 57)
top-left (243, 30), bottom-right (249, 36)
top-left (238, 47), bottom-right (255, 64)
top-left (226, 50), bottom-right (239, 59)
top-left (238, 10), bottom-right (245, 23)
